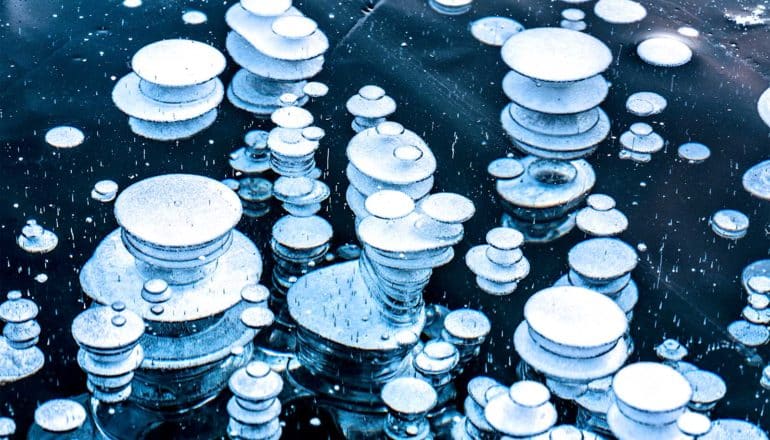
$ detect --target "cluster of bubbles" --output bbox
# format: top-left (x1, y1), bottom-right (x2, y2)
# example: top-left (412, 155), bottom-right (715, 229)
top-left (3, 0), bottom-right (770, 438)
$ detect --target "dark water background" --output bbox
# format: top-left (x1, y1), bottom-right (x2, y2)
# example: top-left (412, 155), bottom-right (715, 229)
top-left (1, 0), bottom-right (769, 436)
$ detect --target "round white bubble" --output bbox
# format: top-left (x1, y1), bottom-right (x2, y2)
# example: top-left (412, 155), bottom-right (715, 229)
top-left (594, 0), bottom-right (647, 24)
top-left (470, 16), bottom-right (524, 47)
top-left (677, 142), bottom-right (711, 163)
top-left (677, 26), bottom-right (700, 38)
top-left (637, 37), bottom-right (693, 67)
top-left (626, 91), bottom-right (667, 116)
top-left (710, 209), bottom-right (749, 239)
top-left (182, 10), bottom-right (207, 25)
top-left (45, 126), bottom-right (85, 148)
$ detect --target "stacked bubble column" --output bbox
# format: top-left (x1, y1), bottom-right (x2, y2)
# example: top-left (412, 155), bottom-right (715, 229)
top-left (513, 286), bottom-right (630, 408)
top-left (245, 103), bottom-right (333, 372)
top-left (346, 122), bottom-right (437, 226)
top-left (227, 361), bottom-right (284, 440)
top-left (225, 0), bottom-right (328, 116)
top-left (496, 28), bottom-right (613, 241)
top-left (112, 39), bottom-right (226, 141)
top-left (285, 190), bottom-right (473, 438)
top-left (79, 175), bottom-right (270, 435)
top-left (346, 85), bottom-right (397, 133)
top-left (491, 155), bottom-right (596, 242)
top-left (0, 291), bottom-right (44, 384)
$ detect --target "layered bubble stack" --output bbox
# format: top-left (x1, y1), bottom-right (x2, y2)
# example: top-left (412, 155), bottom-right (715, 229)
top-left (500, 28), bottom-right (612, 160)
top-left (225, 0), bottom-right (329, 116)
top-left (112, 39), bottom-right (226, 140)
top-left (555, 238), bottom-right (640, 320)
top-left (490, 155), bottom-right (596, 242)
top-left (492, 27), bottom-right (613, 242)
top-left (0, 291), bottom-right (44, 384)
top-left (607, 362), bottom-right (694, 440)
top-left (227, 361), bottom-right (284, 440)
top-left (71, 303), bottom-right (144, 403)
top-left (78, 174), bottom-right (273, 435)
top-left (465, 226), bottom-right (530, 295)
top-left (346, 122), bottom-right (437, 225)
top-left (515, 286), bottom-right (630, 400)
top-left (346, 85), bottom-right (397, 133)
top-left (286, 189), bottom-right (483, 438)
top-left (381, 377), bottom-right (437, 440)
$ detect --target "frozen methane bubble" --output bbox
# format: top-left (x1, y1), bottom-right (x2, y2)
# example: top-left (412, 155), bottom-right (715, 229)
top-left (34, 399), bottom-right (87, 433)
top-left (381, 377), bottom-right (437, 439)
top-left (655, 339), bottom-right (688, 362)
top-left (366, 190), bottom-right (416, 220)
top-left (273, 176), bottom-right (330, 216)
top-left (413, 340), bottom-right (460, 394)
top-left (230, 129), bottom-right (270, 175)
top-left (500, 28), bottom-right (612, 160)
top-left (285, 187), bottom-right (475, 422)
top-left (454, 377), bottom-right (505, 439)
top-left (678, 142), bottom-right (711, 163)
top-left (79, 174), bottom-right (266, 418)
top-left (619, 122), bottom-right (665, 159)
top-left (17, 219), bottom-right (58, 254)
top-left (637, 37), bottom-right (693, 67)
top-left (684, 370), bottom-right (726, 413)
top-left (270, 215), bottom-right (333, 295)
top-left (758, 87), bottom-right (770, 128)
top-left (574, 377), bottom-right (615, 435)
top-left (487, 157), bottom-right (524, 179)
top-left (45, 125), bottom-right (84, 148)
top-left (122, 0), bottom-right (141, 7)
top-left (225, 2), bottom-right (328, 115)
top-left (440, 308), bottom-right (490, 372)
top-left (502, 28), bottom-right (612, 83)
top-left (709, 209), bottom-right (749, 239)
top-left (484, 381), bottom-right (558, 437)
top-left (494, 156), bottom-right (596, 242)
top-left (701, 419), bottom-right (768, 440)
top-left (626, 91), bottom-right (668, 116)
top-left (238, 177), bottom-right (272, 217)
top-left (303, 81), bottom-right (329, 98)
top-left (112, 39), bottom-right (226, 140)
top-left (346, 85), bottom-right (397, 132)
top-left (746, 272), bottom-right (770, 295)
top-left (594, 0), bottom-right (647, 24)
top-left (677, 412), bottom-right (712, 437)
top-left (0, 291), bottom-right (45, 384)
top-left (0, 417), bottom-right (14, 440)
top-left (71, 302), bottom-right (145, 403)
top-left (262, 103), bottom-right (335, 370)
top-left (561, 8), bottom-right (587, 31)
top-left (346, 122), bottom-right (436, 223)
top-left (465, 227), bottom-right (530, 295)
top-left (678, 26), bottom-right (700, 38)
top-left (608, 363), bottom-right (693, 440)
top-left (576, 193), bottom-right (629, 236)
top-left (556, 237), bottom-right (639, 318)
top-left (182, 9), bottom-right (207, 25)
top-left (515, 286), bottom-right (630, 399)
top-left (268, 125), bottom-right (322, 178)
top-left (727, 320), bottom-right (769, 346)
top-left (91, 179), bottom-right (119, 202)
top-left (470, 16), bottom-right (524, 46)
top-left (428, 0), bottom-right (473, 15)
top-left (227, 361), bottom-right (284, 440)
top-left (742, 160), bottom-right (770, 200)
